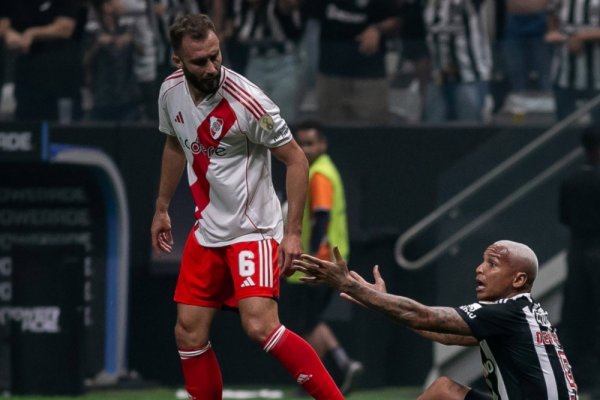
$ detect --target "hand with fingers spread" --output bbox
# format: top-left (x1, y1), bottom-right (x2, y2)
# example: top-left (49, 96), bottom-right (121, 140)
top-left (292, 246), bottom-right (351, 289)
top-left (340, 266), bottom-right (387, 306)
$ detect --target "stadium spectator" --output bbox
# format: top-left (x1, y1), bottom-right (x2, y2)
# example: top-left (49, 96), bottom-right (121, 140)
top-left (281, 120), bottom-right (363, 395)
top-left (392, 0), bottom-right (430, 122)
top-left (545, 0), bottom-right (600, 122)
top-left (224, 0), bottom-right (306, 124)
top-left (1, 0), bottom-right (85, 122)
top-left (502, 0), bottom-right (551, 94)
top-left (558, 125), bottom-right (600, 399)
top-left (122, 0), bottom-right (158, 121)
top-left (153, 0), bottom-right (218, 80)
top-left (150, 14), bottom-right (343, 400)
top-left (293, 240), bottom-right (579, 399)
top-left (422, 0), bottom-right (493, 123)
top-left (84, 0), bottom-right (138, 121)
top-left (307, 0), bottom-right (400, 124)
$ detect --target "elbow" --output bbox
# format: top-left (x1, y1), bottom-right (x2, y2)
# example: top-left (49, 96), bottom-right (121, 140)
top-left (300, 155), bottom-right (309, 171)
top-left (59, 26), bottom-right (76, 39)
top-left (291, 152), bottom-right (308, 175)
top-left (56, 18), bottom-right (76, 39)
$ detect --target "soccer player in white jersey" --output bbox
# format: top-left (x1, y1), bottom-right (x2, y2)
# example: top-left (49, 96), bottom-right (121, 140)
top-left (150, 14), bottom-right (343, 400)
top-left (294, 240), bottom-right (579, 400)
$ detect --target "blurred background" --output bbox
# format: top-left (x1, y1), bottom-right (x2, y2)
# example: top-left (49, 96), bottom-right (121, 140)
top-left (1, 0), bottom-right (599, 397)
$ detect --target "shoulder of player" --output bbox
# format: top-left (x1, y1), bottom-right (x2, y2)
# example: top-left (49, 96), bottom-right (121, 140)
top-left (478, 295), bottom-right (534, 317)
top-left (222, 67), bottom-right (263, 95)
top-left (159, 70), bottom-right (185, 102)
top-left (221, 67), bottom-right (271, 120)
top-left (161, 69), bottom-right (185, 89)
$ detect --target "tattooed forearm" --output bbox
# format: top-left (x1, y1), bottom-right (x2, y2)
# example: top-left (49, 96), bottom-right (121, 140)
top-left (343, 280), bottom-right (422, 324)
top-left (413, 329), bottom-right (478, 346)
top-left (343, 282), bottom-right (473, 336)
top-left (427, 307), bottom-right (472, 335)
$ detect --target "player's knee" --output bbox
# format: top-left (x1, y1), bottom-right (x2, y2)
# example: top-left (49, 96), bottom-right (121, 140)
top-left (240, 316), bottom-right (278, 343)
top-left (174, 319), bottom-right (209, 349)
top-left (418, 376), bottom-right (469, 400)
top-left (418, 376), bottom-right (454, 400)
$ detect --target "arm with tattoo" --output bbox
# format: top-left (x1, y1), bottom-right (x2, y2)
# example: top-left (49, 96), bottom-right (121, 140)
top-left (340, 280), bottom-right (473, 335)
top-left (293, 249), bottom-right (474, 337)
top-left (413, 327), bottom-right (479, 346)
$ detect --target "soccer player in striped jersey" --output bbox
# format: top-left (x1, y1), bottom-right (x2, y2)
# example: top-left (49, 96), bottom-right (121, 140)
top-left (294, 240), bottom-right (579, 400)
top-left (150, 14), bottom-right (342, 400)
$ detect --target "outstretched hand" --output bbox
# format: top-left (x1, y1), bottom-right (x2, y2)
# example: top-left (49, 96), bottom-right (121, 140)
top-left (340, 265), bottom-right (387, 307)
top-left (291, 246), bottom-right (350, 289)
top-left (292, 248), bottom-right (388, 307)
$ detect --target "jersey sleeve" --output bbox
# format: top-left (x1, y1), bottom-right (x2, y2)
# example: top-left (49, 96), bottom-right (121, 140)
top-left (455, 302), bottom-right (519, 340)
top-left (245, 87), bottom-right (293, 148)
top-left (158, 83), bottom-right (176, 136)
top-left (310, 173), bottom-right (334, 212)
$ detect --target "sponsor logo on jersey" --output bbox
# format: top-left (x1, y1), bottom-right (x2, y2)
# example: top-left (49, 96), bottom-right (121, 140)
top-left (258, 114), bottom-right (274, 131)
top-left (274, 126), bottom-right (289, 142)
top-left (184, 139), bottom-right (226, 157)
top-left (209, 116), bottom-right (224, 139)
top-left (460, 303), bottom-right (482, 319)
top-left (535, 330), bottom-right (561, 347)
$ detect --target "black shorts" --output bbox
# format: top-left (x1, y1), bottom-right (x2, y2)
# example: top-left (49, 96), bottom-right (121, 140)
top-left (465, 388), bottom-right (493, 400)
top-left (278, 280), bottom-right (334, 335)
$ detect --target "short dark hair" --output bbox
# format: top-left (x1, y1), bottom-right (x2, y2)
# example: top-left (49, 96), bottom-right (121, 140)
top-left (581, 125), bottom-right (600, 154)
top-left (169, 14), bottom-right (216, 52)
top-left (295, 119), bottom-right (326, 140)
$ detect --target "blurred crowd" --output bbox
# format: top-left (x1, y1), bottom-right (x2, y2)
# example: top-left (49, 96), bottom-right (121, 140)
top-left (0, 0), bottom-right (599, 125)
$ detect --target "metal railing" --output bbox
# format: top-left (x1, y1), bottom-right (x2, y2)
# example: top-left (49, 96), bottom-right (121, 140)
top-left (394, 93), bottom-right (600, 270)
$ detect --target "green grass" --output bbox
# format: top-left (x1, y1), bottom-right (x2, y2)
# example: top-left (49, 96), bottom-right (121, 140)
top-left (5, 386), bottom-right (422, 400)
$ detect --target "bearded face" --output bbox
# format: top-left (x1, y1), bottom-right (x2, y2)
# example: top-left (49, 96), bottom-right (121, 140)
top-left (173, 31), bottom-right (223, 98)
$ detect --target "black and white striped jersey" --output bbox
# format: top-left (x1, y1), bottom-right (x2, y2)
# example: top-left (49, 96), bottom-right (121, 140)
top-left (456, 293), bottom-right (579, 400)
top-left (549, 0), bottom-right (600, 90)
top-left (423, 0), bottom-right (492, 83)
top-left (228, 0), bottom-right (304, 46)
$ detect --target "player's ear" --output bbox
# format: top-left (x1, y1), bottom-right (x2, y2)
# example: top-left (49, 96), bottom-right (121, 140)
top-left (172, 53), bottom-right (183, 69)
top-left (513, 272), bottom-right (528, 289)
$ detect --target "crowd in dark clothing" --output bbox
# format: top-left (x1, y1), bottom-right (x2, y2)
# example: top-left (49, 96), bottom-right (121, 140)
top-left (1, 0), bottom-right (600, 125)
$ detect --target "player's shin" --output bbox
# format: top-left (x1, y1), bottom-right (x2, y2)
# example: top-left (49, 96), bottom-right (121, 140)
top-left (263, 325), bottom-right (344, 400)
top-left (178, 342), bottom-right (223, 400)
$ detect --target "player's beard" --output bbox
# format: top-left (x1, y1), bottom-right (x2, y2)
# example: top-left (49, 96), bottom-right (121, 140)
top-left (184, 67), bottom-right (221, 96)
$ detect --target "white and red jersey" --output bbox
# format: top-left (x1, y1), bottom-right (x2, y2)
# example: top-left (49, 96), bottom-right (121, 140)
top-left (158, 66), bottom-right (292, 247)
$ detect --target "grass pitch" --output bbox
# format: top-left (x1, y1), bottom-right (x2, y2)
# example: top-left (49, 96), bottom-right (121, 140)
top-left (6, 386), bottom-right (422, 399)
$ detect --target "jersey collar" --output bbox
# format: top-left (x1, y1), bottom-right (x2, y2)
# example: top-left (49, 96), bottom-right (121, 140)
top-left (481, 293), bottom-right (532, 305)
top-left (183, 66), bottom-right (226, 106)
